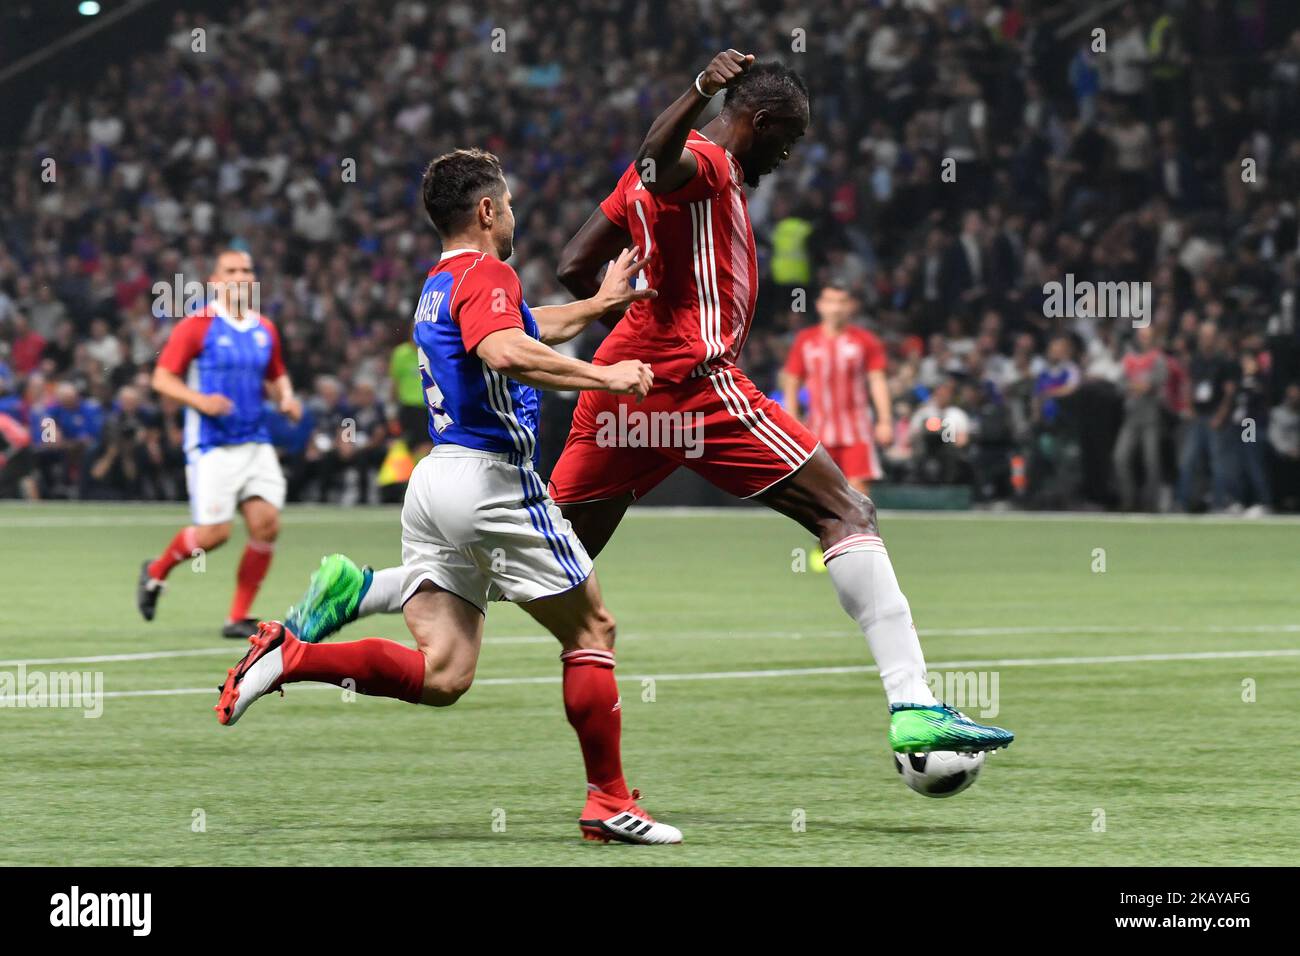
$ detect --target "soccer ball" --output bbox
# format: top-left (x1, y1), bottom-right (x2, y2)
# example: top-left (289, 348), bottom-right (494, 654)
top-left (893, 750), bottom-right (986, 798)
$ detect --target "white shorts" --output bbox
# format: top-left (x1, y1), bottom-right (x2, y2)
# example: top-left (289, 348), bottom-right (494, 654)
top-left (400, 445), bottom-right (593, 612)
top-left (187, 442), bottom-right (287, 525)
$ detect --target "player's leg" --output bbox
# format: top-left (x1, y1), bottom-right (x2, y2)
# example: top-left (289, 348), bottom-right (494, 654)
top-left (221, 443), bottom-right (290, 638)
top-left (221, 448), bottom-right (496, 721)
top-left (758, 447), bottom-right (1013, 752)
top-left (214, 583), bottom-right (483, 726)
top-left (554, 495), bottom-right (633, 559)
top-left (688, 367), bottom-right (1013, 753)
top-left (519, 571), bottom-right (681, 845)
top-left (221, 496), bottom-right (278, 638)
top-left (287, 554), bottom-right (377, 642)
top-left (547, 388), bottom-right (677, 558)
top-left (137, 449), bottom-right (235, 622)
top-left (827, 442), bottom-right (874, 496)
top-left (493, 452), bottom-right (678, 845)
top-left (285, 556), bottom-right (413, 643)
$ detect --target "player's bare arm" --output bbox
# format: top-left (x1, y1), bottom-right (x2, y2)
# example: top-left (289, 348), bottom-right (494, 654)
top-left (635, 49), bottom-right (753, 194)
top-left (151, 364), bottom-right (232, 418)
top-left (868, 369), bottom-right (893, 446)
top-left (476, 327), bottom-right (652, 398)
top-left (779, 369), bottom-right (804, 424)
top-left (534, 247), bottom-right (656, 344)
top-left (556, 209), bottom-right (635, 329)
top-left (267, 373), bottom-right (303, 422)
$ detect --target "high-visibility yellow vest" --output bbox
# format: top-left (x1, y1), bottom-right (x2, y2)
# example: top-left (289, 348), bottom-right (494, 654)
top-left (1149, 15), bottom-right (1180, 81)
top-left (771, 216), bottom-right (813, 285)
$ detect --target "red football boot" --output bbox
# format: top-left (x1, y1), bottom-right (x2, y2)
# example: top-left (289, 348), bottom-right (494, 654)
top-left (214, 621), bottom-right (293, 726)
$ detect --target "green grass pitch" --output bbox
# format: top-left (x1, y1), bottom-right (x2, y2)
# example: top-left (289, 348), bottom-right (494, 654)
top-left (2, 502), bottom-right (1298, 866)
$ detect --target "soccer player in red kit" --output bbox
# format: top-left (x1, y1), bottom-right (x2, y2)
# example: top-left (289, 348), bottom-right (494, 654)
top-left (781, 282), bottom-right (893, 494)
top-left (137, 250), bottom-right (302, 639)
top-left (553, 51), bottom-right (1014, 755)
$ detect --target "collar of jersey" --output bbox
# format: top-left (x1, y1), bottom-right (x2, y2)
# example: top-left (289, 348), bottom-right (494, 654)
top-left (439, 248), bottom-right (482, 261)
top-left (208, 300), bottom-right (261, 333)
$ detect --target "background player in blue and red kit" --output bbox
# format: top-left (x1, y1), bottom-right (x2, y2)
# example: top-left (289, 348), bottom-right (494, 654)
top-left (137, 250), bottom-right (303, 639)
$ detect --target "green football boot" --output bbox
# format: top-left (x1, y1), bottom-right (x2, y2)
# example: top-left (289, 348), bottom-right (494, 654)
top-left (889, 703), bottom-right (1015, 754)
top-left (284, 554), bottom-right (371, 644)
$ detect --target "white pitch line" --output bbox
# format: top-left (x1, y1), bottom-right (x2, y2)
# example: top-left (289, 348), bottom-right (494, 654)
top-left (7, 623), bottom-right (1300, 668)
top-left (2, 648), bottom-right (1298, 705)
top-left (5, 623), bottom-right (1300, 668)
top-left (5, 504), bottom-right (1300, 527)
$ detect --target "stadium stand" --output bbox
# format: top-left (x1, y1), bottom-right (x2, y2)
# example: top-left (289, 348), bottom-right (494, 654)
top-left (1, 0), bottom-right (1298, 513)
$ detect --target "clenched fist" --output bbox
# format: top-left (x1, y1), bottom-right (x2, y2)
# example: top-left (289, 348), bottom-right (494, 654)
top-left (697, 49), bottom-right (754, 97)
top-left (602, 360), bottom-right (655, 399)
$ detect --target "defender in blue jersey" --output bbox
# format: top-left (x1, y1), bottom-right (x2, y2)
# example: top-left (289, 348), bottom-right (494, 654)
top-left (221, 149), bottom-right (682, 844)
top-left (138, 249), bottom-right (303, 639)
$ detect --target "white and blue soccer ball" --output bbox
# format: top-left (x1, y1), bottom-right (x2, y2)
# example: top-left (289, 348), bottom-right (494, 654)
top-left (893, 750), bottom-right (986, 798)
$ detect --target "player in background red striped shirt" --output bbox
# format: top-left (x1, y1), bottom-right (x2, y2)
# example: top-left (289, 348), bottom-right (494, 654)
top-left (780, 282), bottom-right (892, 495)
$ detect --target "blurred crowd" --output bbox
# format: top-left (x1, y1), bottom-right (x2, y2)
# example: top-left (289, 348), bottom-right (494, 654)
top-left (1, 0), bottom-right (1299, 512)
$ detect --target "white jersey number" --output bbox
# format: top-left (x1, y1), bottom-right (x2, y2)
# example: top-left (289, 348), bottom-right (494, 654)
top-left (417, 346), bottom-right (453, 434)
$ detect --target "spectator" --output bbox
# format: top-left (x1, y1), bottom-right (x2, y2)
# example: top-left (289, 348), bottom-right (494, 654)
top-left (30, 382), bottom-right (102, 498)
top-left (0, 409), bottom-right (35, 498)
top-left (390, 323), bottom-right (430, 457)
top-left (85, 318), bottom-right (125, 379)
top-left (87, 385), bottom-right (166, 499)
top-left (1112, 325), bottom-right (1168, 511)
top-left (1227, 351), bottom-right (1273, 515)
top-left (10, 315), bottom-right (46, 376)
top-left (1268, 383), bottom-right (1300, 511)
top-left (909, 377), bottom-right (971, 485)
top-left (1, 0), bottom-right (1299, 512)
top-left (1178, 323), bottom-right (1239, 512)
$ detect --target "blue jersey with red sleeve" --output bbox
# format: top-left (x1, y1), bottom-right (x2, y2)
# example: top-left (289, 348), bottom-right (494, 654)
top-left (411, 249), bottom-right (540, 464)
top-left (156, 304), bottom-right (286, 458)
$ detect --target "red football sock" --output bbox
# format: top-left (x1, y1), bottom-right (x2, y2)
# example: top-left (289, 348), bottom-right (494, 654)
top-left (561, 648), bottom-right (629, 799)
top-left (280, 637), bottom-right (425, 703)
top-left (228, 539), bottom-right (274, 622)
top-left (147, 526), bottom-right (198, 581)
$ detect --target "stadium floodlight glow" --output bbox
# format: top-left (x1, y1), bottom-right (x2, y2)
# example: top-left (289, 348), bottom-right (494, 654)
top-left (78, 1), bottom-right (101, 15)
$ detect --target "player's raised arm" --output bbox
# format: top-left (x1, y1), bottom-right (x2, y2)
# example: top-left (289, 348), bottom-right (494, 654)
top-left (476, 328), bottom-right (653, 398)
top-left (635, 49), bottom-right (753, 195)
top-left (535, 247), bottom-right (656, 344)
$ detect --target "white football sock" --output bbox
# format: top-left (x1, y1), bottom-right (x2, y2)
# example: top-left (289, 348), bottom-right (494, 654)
top-left (825, 534), bottom-right (938, 707)
top-left (358, 566), bottom-right (406, 617)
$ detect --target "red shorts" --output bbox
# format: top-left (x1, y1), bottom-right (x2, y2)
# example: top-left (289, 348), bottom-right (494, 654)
top-left (827, 441), bottom-right (883, 483)
top-left (548, 365), bottom-right (819, 502)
